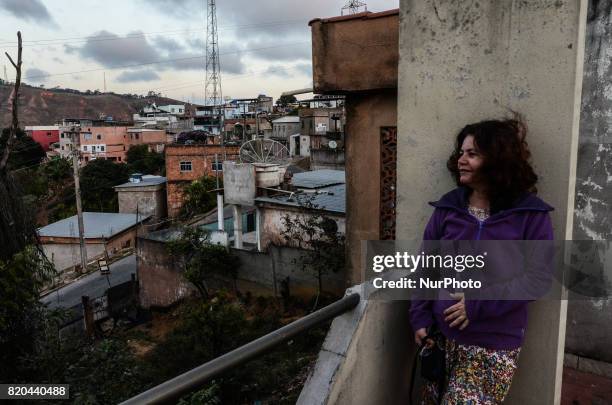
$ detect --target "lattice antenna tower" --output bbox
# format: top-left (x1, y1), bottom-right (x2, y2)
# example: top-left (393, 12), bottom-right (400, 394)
top-left (205, 0), bottom-right (223, 134)
top-left (341, 0), bottom-right (367, 15)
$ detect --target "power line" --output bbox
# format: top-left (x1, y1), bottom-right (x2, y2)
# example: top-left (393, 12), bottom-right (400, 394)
top-left (22, 42), bottom-right (310, 81)
top-left (0, 20), bottom-right (309, 48)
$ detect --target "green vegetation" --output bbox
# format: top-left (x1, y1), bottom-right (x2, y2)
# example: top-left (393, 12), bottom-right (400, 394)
top-left (180, 175), bottom-right (220, 219)
top-left (80, 158), bottom-right (130, 212)
top-left (168, 227), bottom-right (239, 298)
top-left (280, 197), bottom-right (346, 308)
top-left (126, 144), bottom-right (165, 175)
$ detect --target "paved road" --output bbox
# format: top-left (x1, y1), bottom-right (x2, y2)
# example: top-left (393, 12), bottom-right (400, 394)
top-left (41, 254), bottom-right (137, 310)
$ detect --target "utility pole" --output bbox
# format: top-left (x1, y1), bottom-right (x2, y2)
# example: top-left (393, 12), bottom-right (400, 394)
top-left (70, 128), bottom-right (88, 273)
top-left (3, 65), bottom-right (7, 82)
top-left (103, 72), bottom-right (107, 93)
top-left (215, 153), bottom-right (224, 231)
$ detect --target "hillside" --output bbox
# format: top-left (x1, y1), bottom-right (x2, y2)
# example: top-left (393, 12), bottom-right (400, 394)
top-left (0, 83), bottom-right (198, 127)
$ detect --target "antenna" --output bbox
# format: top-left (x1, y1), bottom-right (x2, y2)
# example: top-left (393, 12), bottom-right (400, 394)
top-left (103, 72), bottom-right (107, 93)
top-left (341, 0), bottom-right (367, 15)
top-left (205, 0), bottom-right (224, 140)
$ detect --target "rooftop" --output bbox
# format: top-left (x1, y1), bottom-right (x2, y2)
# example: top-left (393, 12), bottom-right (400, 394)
top-left (291, 169), bottom-right (345, 189)
top-left (308, 9), bottom-right (399, 26)
top-left (115, 175), bottom-right (167, 189)
top-left (255, 184), bottom-right (346, 214)
top-left (39, 212), bottom-right (148, 239)
top-left (272, 116), bottom-right (300, 124)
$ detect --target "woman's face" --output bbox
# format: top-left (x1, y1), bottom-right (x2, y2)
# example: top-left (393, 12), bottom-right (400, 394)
top-left (457, 135), bottom-right (484, 187)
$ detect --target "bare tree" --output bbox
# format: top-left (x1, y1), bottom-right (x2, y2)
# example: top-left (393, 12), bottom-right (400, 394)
top-left (0, 31), bottom-right (22, 171)
top-left (0, 31), bottom-right (32, 261)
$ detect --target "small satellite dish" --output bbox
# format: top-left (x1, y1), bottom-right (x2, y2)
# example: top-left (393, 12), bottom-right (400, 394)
top-left (328, 140), bottom-right (338, 149)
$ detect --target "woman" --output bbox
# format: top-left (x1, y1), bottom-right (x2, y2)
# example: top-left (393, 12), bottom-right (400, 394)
top-left (410, 118), bottom-right (554, 404)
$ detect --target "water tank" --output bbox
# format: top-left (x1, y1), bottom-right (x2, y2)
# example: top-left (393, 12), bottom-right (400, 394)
top-left (253, 163), bottom-right (280, 187)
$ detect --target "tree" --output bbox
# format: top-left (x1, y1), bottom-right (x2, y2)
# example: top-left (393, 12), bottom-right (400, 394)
top-left (126, 144), bottom-right (165, 175)
top-left (167, 227), bottom-right (239, 298)
top-left (80, 158), bottom-right (129, 212)
top-left (180, 176), bottom-right (220, 219)
top-left (276, 94), bottom-right (297, 107)
top-left (280, 196), bottom-right (345, 308)
top-left (0, 128), bottom-right (46, 171)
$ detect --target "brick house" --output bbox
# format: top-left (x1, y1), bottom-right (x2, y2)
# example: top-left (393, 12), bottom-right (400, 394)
top-left (165, 144), bottom-right (240, 217)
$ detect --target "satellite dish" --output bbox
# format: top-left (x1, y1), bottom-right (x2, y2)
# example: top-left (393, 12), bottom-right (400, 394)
top-left (239, 139), bottom-right (290, 164)
top-left (328, 140), bottom-right (338, 149)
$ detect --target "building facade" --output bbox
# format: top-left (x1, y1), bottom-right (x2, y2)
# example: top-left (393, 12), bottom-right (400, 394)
top-left (25, 126), bottom-right (60, 151)
top-left (165, 144), bottom-right (241, 217)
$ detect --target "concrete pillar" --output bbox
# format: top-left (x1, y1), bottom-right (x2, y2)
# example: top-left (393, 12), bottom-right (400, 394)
top-left (233, 205), bottom-right (243, 249)
top-left (255, 207), bottom-right (262, 252)
top-left (397, 1), bottom-right (587, 403)
top-left (217, 194), bottom-right (224, 231)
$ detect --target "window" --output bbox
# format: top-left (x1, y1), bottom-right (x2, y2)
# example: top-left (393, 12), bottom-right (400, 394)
top-left (135, 133), bottom-right (139, 140)
top-left (180, 161), bottom-right (192, 172)
top-left (100, 146), bottom-right (105, 152)
top-left (97, 134), bottom-right (102, 140)
top-left (212, 162), bottom-right (222, 171)
top-left (118, 156), bottom-right (121, 161)
top-left (83, 145), bottom-right (88, 151)
top-left (84, 133), bottom-right (92, 140)
top-left (61, 146), bottom-right (64, 150)
top-left (61, 133), bottom-right (65, 138)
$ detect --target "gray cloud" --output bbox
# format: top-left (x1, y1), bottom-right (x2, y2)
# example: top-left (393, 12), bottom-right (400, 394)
top-left (0, 0), bottom-right (57, 28)
top-left (295, 62), bottom-right (312, 76)
top-left (78, 30), bottom-right (159, 67)
top-left (154, 36), bottom-right (184, 53)
top-left (67, 29), bottom-right (246, 77)
top-left (116, 69), bottom-right (161, 83)
top-left (144, 0), bottom-right (200, 19)
top-left (25, 68), bottom-right (50, 83)
top-left (246, 38), bottom-right (311, 62)
top-left (187, 37), bottom-right (204, 50)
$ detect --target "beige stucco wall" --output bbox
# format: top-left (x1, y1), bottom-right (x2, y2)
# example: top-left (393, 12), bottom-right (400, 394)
top-left (345, 91), bottom-right (397, 286)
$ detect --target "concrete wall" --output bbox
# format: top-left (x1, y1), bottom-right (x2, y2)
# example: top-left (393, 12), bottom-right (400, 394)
top-left (344, 91), bottom-right (397, 286)
top-left (311, 149), bottom-right (345, 171)
top-left (310, 10), bottom-right (399, 92)
top-left (43, 228), bottom-right (137, 271)
top-left (137, 237), bottom-right (345, 308)
top-left (43, 242), bottom-right (106, 271)
top-left (566, 0), bottom-right (612, 365)
top-left (258, 205), bottom-right (345, 250)
top-left (117, 185), bottom-right (167, 222)
top-left (395, 1), bottom-right (586, 404)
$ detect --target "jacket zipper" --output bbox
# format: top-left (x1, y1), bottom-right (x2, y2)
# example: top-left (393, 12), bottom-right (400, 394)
top-left (476, 220), bottom-right (484, 240)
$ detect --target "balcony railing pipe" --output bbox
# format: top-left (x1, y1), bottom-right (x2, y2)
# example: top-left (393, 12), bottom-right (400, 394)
top-left (120, 292), bottom-right (360, 405)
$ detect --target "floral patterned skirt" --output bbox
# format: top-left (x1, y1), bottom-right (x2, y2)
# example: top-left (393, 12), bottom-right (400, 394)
top-left (421, 339), bottom-right (520, 405)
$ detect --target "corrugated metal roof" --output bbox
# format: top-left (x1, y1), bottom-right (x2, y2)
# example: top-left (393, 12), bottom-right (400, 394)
top-left (255, 184), bottom-right (345, 214)
top-left (39, 212), bottom-right (148, 239)
top-left (115, 176), bottom-right (167, 189)
top-left (291, 170), bottom-right (345, 189)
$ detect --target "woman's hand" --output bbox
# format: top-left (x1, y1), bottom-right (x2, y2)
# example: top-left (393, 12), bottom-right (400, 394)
top-left (415, 328), bottom-right (434, 348)
top-left (444, 293), bottom-right (470, 330)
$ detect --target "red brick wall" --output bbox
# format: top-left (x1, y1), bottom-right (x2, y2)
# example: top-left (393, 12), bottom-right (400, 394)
top-left (165, 144), bottom-right (240, 217)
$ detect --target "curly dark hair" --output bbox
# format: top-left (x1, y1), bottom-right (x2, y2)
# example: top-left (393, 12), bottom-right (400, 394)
top-left (446, 118), bottom-right (538, 212)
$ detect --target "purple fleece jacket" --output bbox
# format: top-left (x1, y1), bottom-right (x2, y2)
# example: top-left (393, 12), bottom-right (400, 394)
top-left (409, 187), bottom-right (554, 350)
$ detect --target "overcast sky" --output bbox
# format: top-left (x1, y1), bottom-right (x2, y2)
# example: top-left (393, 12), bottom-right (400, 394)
top-left (0, 0), bottom-right (399, 104)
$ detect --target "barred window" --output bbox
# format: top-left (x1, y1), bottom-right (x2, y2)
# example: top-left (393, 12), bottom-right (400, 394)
top-left (180, 161), bottom-right (192, 172)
